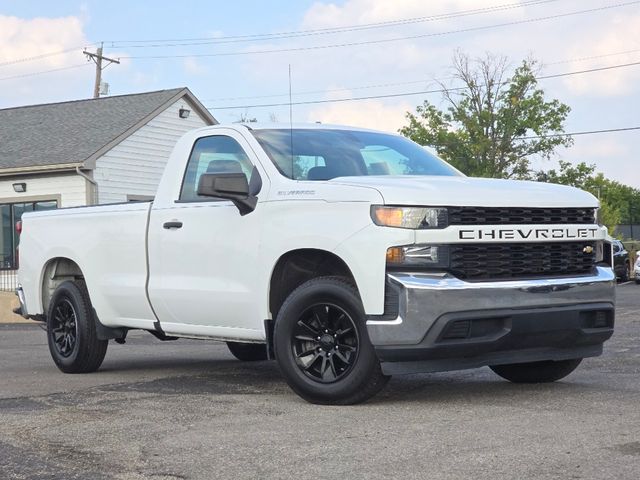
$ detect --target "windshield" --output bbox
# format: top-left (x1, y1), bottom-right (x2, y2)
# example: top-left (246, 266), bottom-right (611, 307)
top-left (251, 128), bottom-right (462, 180)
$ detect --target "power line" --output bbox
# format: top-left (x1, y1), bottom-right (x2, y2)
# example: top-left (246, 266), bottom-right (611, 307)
top-left (205, 47), bottom-right (640, 102)
top-left (0, 1), bottom-right (554, 70)
top-left (107, 0), bottom-right (558, 48)
top-left (206, 79), bottom-right (436, 102)
top-left (0, 44), bottom-right (97, 68)
top-left (544, 48), bottom-right (640, 66)
top-left (0, 63), bottom-right (91, 81)
top-left (120, 1), bottom-right (640, 60)
top-left (4, 43), bottom-right (638, 90)
top-left (537, 60), bottom-right (640, 79)
top-left (208, 59), bottom-right (640, 110)
top-left (524, 126), bottom-right (640, 139)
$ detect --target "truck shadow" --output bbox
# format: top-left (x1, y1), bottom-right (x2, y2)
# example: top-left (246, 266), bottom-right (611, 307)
top-left (96, 355), bottom-right (605, 406)
top-left (372, 371), bottom-right (609, 406)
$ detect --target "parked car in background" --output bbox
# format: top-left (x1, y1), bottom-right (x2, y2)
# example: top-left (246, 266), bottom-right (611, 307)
top-left (612, 240), bottom-right (630, 282)
top-left (634, 254), bottom-right (640, 284)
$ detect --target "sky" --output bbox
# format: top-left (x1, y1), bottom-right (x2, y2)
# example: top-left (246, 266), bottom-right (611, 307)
top-left (0, 0), bottom-right (638, 186)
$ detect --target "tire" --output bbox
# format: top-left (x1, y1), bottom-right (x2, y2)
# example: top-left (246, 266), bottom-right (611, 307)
top-left (46, 280), bottom-right (108, 373)
top-left (274, 276), bottom-right (389, 405)
top-left (226, 341), bottom-right (268, 361)
top-left (620, 263), bottom-right (629, 282)
top-left (490, 358), bottom-right (582, 383)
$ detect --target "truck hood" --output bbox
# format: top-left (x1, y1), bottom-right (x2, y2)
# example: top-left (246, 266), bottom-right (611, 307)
top-left (329, 175), bottom-right (599, 208)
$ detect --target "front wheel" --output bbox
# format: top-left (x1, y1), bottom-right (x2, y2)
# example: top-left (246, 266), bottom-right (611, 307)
top-left (47, 280), bottom-right (108, 373)
top-left (274, 276), bottom-right (389, 405)
top-left (490, 358), bottom-right (582, 383)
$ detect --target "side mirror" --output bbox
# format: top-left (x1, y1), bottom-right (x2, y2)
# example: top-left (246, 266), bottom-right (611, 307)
top-left (197, 172), bottom-right (258, 215)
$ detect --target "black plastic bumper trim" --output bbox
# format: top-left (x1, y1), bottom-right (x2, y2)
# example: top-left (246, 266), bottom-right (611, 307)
top-left (375, 302), bottom-right (614, 375)
top-left (380, 344), bottom-right (603, 375)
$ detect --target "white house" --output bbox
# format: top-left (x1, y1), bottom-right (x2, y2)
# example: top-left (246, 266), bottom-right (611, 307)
top-left (0, 88), bottom-right (216, 275)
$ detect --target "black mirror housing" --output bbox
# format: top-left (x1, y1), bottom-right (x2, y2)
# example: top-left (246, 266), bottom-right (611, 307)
top-left (198, 173), bottom-right (249, 198)
top-left (197, 173), bottom-right (257, 215)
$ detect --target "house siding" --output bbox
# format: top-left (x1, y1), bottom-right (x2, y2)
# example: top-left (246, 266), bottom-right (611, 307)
top-left (94, 98), bottom-right (209, 204)
top-left (0, 172), bottom-right (87, 207)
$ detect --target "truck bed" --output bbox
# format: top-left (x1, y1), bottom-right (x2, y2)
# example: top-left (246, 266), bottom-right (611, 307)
top-left (18, 201), bottom-right (157, 329)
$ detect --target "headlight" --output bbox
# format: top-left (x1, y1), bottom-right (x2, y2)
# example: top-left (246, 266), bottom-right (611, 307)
top-left (371, 206), bottom-right (448, 229)
top-left (386, 244), bottom-right (450, 268)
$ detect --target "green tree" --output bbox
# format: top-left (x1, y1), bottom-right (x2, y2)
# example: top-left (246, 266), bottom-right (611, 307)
top-left (535, 160), bottom-right (640, 234)
top-left (534, 160), bottom-right (595, 189)
top-left (400, 52), bottom-right (572, 179)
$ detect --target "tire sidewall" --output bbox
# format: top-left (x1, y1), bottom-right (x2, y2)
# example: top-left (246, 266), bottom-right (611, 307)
top-left (47, 281), bottom-right (90, 370)
top-left (274, 278), bottom-right (380, 402)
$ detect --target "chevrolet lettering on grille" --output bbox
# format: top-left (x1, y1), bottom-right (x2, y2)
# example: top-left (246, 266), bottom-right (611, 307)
top-left (458, 226), bottom-right (600, 241)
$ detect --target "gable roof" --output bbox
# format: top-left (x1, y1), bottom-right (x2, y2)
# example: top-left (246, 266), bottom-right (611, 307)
top-left (0, 88), bottom-right (216, 172)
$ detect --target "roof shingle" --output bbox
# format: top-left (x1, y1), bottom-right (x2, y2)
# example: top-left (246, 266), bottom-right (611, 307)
top-left (0, 88), bottom-right (188, 169)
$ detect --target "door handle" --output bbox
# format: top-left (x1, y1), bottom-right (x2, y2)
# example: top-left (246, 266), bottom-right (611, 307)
top-left (163, 221), bottom-right (183, 229)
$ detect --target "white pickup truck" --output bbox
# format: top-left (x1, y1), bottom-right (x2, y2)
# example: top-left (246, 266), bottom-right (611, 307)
top-left (16, 124), bottom-right (616, 404)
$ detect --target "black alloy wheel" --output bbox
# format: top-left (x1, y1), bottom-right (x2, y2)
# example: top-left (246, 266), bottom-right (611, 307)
top-left (50, 298), bottom-right (78, 358)
top-left (46, 280), bottom-right (108, 373)
top-left (274, 276), bottom-right (389, 405)
top-left (292, 303), bottom-right (359, 383)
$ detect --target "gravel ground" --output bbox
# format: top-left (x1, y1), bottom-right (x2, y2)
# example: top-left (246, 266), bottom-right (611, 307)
top-left (0, 283), bottom-right (638, 480)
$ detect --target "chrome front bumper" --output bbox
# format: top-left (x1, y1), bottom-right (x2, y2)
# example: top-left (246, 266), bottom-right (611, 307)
top-left (366, 267), bottom-right (616, 374)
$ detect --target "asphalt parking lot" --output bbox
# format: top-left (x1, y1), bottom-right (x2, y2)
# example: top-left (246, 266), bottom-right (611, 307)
top-left (1, 283), bottom-right (639, 480)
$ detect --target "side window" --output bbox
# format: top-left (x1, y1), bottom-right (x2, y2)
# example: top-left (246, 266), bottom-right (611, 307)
top-left (180, 135), bottom-right (253, 202)
top-left (295, 156), bottom-right (326, 180)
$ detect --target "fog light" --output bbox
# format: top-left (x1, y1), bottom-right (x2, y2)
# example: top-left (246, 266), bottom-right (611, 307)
top-left (386, 247), bottom-right (405, 264)
top-left (386, 244), bottom-right (449, 268)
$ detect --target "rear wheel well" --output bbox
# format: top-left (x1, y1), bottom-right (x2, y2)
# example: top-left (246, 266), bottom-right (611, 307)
top-left (269, 249), bottom-right (356, 320)
top-left (42, 258), bottom-right (84, 314)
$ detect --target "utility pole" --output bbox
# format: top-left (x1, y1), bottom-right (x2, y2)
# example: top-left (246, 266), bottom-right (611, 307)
top-left (83, 42), bottom-right (120, 98)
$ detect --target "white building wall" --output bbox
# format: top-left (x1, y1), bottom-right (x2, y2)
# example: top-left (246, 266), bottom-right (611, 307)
top-left (0, 172), bottom-right (87, 207)
top-left (94, 98), bottom-right (209, 204)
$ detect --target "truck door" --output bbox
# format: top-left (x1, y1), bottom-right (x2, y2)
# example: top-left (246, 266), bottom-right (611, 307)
top-left (147, 131), bottom-right (267, 338)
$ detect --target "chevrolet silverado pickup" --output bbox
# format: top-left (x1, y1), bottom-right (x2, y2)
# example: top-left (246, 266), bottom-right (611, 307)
top-left (16, 124), bottom-right (616, 404)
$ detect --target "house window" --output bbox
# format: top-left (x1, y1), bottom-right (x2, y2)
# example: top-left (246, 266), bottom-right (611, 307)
top-left (0, 200), bottom-right (57, 269)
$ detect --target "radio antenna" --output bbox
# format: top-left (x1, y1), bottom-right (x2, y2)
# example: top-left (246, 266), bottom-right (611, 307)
top-left (288, 64), bottom-right (294, 178)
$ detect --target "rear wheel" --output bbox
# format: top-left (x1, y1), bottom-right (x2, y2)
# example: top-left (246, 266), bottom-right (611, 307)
top-left (490, 358), bottom-right (582, 383)
top-left (226, 341), bottom-right (268, 361)
top-left (274, 276), bottom-right (389, 405)
top-left (620, 263), bottom-right (629, 282)
top-left (47, 280), bottom-right (108, 373)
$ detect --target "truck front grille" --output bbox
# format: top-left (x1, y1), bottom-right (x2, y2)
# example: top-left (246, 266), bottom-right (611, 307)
top-left (449, 241), bottom-right (597, 280)
top-left (448, 207), bottom-right (596, 225)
